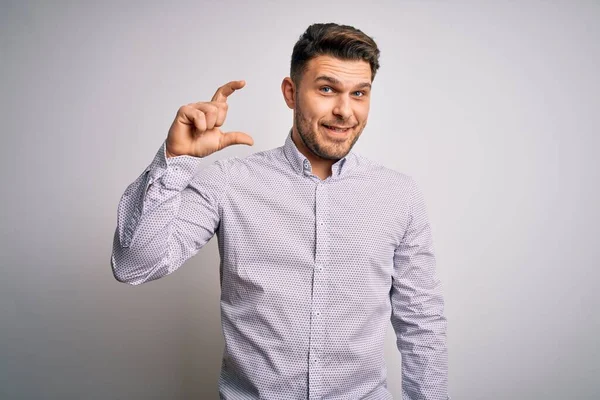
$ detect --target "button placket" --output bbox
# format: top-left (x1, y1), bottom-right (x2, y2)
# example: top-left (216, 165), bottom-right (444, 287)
top-left (308, 181), bottom-right (329, 399)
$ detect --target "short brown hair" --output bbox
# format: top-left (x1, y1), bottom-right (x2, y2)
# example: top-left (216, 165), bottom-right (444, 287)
top-left (290, 23), bottom-right (381, 85)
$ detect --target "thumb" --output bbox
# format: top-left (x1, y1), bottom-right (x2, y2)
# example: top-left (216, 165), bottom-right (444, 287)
top-left (220, 131), bottom-right (254, 148)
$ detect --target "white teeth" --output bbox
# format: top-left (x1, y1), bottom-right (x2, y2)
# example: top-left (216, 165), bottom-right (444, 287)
top-left (324, 125), bottom-right (349, 132)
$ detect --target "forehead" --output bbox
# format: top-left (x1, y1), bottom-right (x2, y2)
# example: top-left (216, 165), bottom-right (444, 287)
top-left (303, 55), bottom-right (372, 84)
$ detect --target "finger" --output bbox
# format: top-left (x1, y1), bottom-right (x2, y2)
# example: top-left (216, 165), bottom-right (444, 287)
top-left (211, 80), bottom-right (246, 103)
top-left (188, 102), bottom-right (219, 130)
top-left (190, 109), bottom-right (207, 132)
top-left (189, 101), bottom-right (227, 127)
top-left (220, 131), bottom-right (254, 148)
top-left (213, 102), bottom-right (228, 127)
top-left (178, 105), bottom-right (206, 132)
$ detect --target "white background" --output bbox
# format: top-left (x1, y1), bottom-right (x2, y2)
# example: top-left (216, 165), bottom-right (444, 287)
top-left (1, 0), bottom-right (599, 398)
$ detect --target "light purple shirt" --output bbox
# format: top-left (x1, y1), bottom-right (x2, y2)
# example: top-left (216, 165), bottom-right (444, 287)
top-left (111, 130), bottom-right (449, 399)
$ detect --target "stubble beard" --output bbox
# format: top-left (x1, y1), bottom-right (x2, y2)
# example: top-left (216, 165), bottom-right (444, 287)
top-left (294, 96), bottom-right (365, 161)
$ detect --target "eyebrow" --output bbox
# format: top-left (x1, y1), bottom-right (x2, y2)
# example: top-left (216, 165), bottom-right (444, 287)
top-left (314, 75), bottom-right (372, 90)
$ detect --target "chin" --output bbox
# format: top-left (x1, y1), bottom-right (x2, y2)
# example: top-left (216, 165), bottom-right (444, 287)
top-left (315, 138), bottom-right (355, 160)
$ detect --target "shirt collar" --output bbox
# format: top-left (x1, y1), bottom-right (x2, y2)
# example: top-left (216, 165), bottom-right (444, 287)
top-left (282, 129), bottom-right (356, 178)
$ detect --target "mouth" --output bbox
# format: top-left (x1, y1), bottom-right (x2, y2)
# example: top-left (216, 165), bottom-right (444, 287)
top-left (321, 123), bottom-right (354, 135)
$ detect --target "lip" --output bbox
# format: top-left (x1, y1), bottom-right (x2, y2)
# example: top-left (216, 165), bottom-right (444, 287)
top-left (322, 124), bottom-right (354, 130)
top-left (321, 124), bottom-right (354, 137)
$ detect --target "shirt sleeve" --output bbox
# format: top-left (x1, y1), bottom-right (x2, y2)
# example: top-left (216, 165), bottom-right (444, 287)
top-left (390, 177), bottom-right (450, 400)
top-left (110, 140), bottom-right (230, 285)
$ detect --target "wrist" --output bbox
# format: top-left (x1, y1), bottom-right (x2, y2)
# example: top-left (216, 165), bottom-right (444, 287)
top-left (165, 146), bottom-right (176, 159)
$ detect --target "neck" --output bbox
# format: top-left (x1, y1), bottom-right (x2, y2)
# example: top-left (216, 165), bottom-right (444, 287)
top-left (291, 127), bottom-right (336, 180)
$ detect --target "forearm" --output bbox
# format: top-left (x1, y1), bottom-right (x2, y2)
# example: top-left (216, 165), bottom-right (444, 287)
top-left (393, 285), bottom-right (449, 399)
top-left (110, 141), bottom-right (220, 285)
top-left (111, 174), bottom-right (185, 285)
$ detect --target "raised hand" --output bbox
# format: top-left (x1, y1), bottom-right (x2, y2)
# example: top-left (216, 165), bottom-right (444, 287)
top-left (165, 80), bottom-right (253, 158)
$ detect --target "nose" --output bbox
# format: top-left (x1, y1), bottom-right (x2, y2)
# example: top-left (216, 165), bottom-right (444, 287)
top-left (332, 95), bottom-right (352, 120)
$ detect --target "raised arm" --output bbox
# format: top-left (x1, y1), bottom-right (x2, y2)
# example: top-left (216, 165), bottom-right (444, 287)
top-left (110, 80), bottom-right (253, 285)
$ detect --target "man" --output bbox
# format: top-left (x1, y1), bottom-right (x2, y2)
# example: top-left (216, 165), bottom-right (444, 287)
top-left (111, 23), bottom-right (449, 400)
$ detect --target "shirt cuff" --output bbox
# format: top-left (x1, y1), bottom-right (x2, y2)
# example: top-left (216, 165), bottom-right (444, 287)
top-left (147, 140), bottom-right (204, 192)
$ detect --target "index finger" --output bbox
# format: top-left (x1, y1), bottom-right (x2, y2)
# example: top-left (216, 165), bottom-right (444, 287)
top-left (211, 80), bottom-right (246, 102)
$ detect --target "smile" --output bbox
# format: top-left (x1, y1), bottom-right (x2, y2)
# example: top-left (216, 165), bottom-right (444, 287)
top-left (322, 124), bottom-right (353, 134)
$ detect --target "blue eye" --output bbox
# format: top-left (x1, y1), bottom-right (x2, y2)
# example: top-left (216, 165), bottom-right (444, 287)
top-left (320, 86), bottom-right (333, 93)
top-left (353, 91), bottom-right (364, 97)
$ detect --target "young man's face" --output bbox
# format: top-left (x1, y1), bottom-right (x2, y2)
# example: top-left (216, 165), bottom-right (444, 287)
top-left (289, 55), bottom-right (372, 160)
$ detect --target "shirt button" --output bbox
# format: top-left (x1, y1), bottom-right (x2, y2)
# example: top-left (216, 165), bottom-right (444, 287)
top-left (314, 310), bottom-right (321, 316)
top-left (315, 264), bottom-right (323, 272)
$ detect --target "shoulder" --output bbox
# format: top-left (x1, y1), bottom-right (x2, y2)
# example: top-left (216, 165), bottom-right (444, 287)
top-left (204, 145), bottom-right (285, 178)
top-left (352, 153), bottom-right (432, 224)
top-left (350, 152), bottom-right (417, 190)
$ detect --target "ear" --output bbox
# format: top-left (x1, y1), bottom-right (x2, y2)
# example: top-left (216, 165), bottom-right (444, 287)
top-left (281, 77), bottom-right (296, 109)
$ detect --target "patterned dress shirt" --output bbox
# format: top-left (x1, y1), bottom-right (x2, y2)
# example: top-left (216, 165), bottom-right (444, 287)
top-left (111, 130), bottom-right (449, 400)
